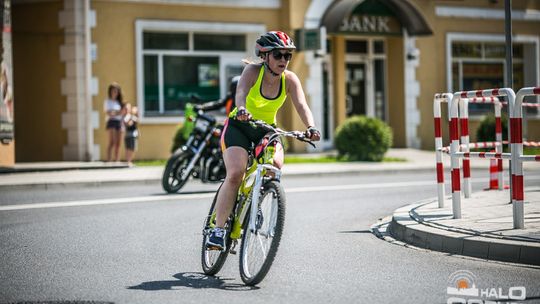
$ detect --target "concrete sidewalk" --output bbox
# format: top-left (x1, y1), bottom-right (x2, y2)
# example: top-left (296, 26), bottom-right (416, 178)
top-left (1, 148), bottom-right (539, 266)
top-left (387, 188), bottom-right (540, 266)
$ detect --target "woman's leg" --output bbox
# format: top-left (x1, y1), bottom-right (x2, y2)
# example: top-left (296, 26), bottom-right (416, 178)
top-left (272, 141), bottom-right (284, 169)
top-left (113, 129), bottom-right (121, 161)
top-left (214, 146), bottom-right (248, 227)
top-left (106, 128), bottom-right (114, 162)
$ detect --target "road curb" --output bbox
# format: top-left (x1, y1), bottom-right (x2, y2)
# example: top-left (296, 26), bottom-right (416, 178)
top-left (388, 199), bottom-right (540, 266)
top-left (0, 163), bottom-right (128, 174)
top-left (0, 178), bottom-right (161, 191)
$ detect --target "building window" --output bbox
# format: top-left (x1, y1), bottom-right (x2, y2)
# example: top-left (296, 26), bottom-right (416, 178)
top-left (144, 32), bottom-right (189, 50)
top-left (449, 37), bottom-right (538, 116)
top-left (142, 33), bottom-right (244, 117)
top-left (193, 33), bottom-right (246, 51)
top-left (344, 38), bottom-right (387, 121)
top-left (136, 21), bottom-right (265, 122)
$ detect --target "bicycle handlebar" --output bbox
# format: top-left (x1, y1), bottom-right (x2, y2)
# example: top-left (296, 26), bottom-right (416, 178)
top-left (247, 119), bottom-right (316, 148)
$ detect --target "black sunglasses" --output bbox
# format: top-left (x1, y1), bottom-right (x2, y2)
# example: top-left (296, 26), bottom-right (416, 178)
top-left (271, 50), bottom-right (293, 61)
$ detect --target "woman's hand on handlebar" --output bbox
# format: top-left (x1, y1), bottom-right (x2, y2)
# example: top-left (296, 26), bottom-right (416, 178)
top-left (235, 106), bottom-right (252, 121)
top-left (305, 126), bottom-right (321, 141)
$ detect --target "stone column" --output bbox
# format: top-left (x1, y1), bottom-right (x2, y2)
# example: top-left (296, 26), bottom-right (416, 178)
top-left (59, 0), bottom-right (98, 161)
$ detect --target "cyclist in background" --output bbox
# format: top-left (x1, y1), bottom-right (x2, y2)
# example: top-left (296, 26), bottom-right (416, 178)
top-left (206, 31), bottom-right (321, 250)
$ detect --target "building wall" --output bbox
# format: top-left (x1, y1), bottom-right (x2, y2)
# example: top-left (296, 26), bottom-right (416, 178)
top-left (0, 142), bottom-right (14, 166)
top-left (9, 0), bottom-right (540, 162)
top-left (387, 36), bottom-right (406, 147)
top-left (13, 0), bottom-right (66, 161)
top-left (92, 0), bottom-right (292, 159)
top-left (91, 1), bottom-right (283, 160)
top-left (331, 35), bottom-right (345, 131)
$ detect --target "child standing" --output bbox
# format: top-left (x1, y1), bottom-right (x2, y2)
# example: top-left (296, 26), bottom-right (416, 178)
top-left (123, 103), bottom-right (139, 166)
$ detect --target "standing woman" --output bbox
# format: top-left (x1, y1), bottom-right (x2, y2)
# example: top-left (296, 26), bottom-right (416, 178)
top-left (104, 82), bottom-right (124, 162)
top-left (206, 31), bottom-right (321, 250)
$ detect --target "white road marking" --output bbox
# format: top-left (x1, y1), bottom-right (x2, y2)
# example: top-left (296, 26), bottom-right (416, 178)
top-left (1, 176), bottom-right (539, 211)
top-left (0, 193), bottom-right (215, 211)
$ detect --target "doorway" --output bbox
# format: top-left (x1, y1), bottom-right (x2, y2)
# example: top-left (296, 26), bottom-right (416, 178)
top-left (345, 62), bottom-right (367, 116)
top-left (344, 38), bottom-right (387, 122)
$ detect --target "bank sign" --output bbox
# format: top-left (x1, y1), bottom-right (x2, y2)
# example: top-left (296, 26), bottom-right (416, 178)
top-left (339, 14), bottom-right (401, 35)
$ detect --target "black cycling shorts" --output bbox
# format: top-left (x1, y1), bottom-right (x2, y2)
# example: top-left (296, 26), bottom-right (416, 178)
top-left (221, 118), bottom-right (268, 152)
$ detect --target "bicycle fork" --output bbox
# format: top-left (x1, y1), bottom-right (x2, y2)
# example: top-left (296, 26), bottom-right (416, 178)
top-left (248, 164), bottom-right (281, 234)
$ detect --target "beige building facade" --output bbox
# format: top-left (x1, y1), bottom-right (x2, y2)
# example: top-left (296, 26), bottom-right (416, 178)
top-left (4, 0), bottom-right (540, 164)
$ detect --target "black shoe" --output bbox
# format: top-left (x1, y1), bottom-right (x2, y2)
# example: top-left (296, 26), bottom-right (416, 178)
top-left (206, 227), bottom-right (226, 251)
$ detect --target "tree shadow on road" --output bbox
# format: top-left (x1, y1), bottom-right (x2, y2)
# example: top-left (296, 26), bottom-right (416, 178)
top-left (127, 272), bottom-right (259, 291)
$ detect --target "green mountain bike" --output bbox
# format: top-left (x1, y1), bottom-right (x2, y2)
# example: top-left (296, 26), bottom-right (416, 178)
top-left (201, 120), bottom-right (315, 286)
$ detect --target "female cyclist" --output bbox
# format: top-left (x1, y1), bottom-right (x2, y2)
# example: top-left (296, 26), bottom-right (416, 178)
top-left (206, 31), bottom-right (321, 250)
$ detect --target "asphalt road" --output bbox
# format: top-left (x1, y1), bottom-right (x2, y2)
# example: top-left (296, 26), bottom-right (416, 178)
top-left (1, 170), bottom-right (539, 304)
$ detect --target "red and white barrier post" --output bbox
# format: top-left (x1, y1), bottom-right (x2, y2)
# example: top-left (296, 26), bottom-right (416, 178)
top-left (452, 88), bottom-right (515, 219)
top-left (434, 93), bottom-right (451, 208)
top-left (512, 86), bottom-right (540, 229)
top-left (464, 96), bottom-right (504, 190)
top-left (459, 98), bottom-right (472, 198)
top-left (494, 98), bottom-right (504, 190)
top-left (449, 93), bottom-right (462, 218)
top-left (488, 156), bottom-right (499, 189)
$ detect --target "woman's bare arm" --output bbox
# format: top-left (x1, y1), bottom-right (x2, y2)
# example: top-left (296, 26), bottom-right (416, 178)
top-left (286, 71), bottom-right (315, 128)
top-left (235, 64), bottom-right (260, 109)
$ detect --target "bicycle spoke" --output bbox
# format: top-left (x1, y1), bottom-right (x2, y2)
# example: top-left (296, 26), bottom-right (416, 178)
top-left (256, 233), bottom-right (268, 259)
top-left (242, 189), bottom-right (279, 279)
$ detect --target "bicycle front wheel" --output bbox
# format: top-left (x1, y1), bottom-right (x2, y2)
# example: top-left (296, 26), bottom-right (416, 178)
top-left (201, 185), bottom-right (232, 275)
top-left (239, 180), bottom-right (285, 286)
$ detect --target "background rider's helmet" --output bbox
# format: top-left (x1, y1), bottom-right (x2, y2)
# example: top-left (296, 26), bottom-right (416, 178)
top-left (255, 31), bottom-right (296, 58)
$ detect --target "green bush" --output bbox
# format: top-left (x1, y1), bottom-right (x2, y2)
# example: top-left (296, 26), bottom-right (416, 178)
top-left (334, 115), bottom-right (393, 161)
top-left (476, 113), bottom-right (508, 143)
top-left (170, 103), bottom-right (196, 153)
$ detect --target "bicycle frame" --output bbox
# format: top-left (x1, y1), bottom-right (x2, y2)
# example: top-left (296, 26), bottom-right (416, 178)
top-left (207, 120), bottom-right (313, 241)
top-left (201, 120), bottom-right (315, 283)
top-left (229, 131), bottom-right (284, 240)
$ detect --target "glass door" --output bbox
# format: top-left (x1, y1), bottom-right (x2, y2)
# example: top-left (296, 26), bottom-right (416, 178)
top-left (345, 38), bottom-right (387, 121)
top-left (345, 62), bottom-right (367, 116)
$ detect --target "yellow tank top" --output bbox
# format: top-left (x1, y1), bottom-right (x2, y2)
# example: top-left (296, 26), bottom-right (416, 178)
top-left (230, 65), bottom-right (287, 125)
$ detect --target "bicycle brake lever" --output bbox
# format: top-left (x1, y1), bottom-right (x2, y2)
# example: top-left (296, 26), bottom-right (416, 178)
top-left (305, 140), bottom-right (316, 148)
top-left (294, 133), bottom-right (316, 148)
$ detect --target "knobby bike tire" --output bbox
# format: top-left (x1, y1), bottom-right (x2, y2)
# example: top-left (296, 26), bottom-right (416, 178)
top-left (239, 180), bottom-right (285, 286)
top-left (201, 185), bottom-right (233, 275)
top-left (162, 150), bottom-right (191, 193)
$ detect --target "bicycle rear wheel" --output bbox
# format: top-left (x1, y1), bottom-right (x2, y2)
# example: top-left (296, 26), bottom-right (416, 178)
top-left (239, 180), bottom-right (285, 285)
top-left (201, 185), bottom-right (232, 275)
